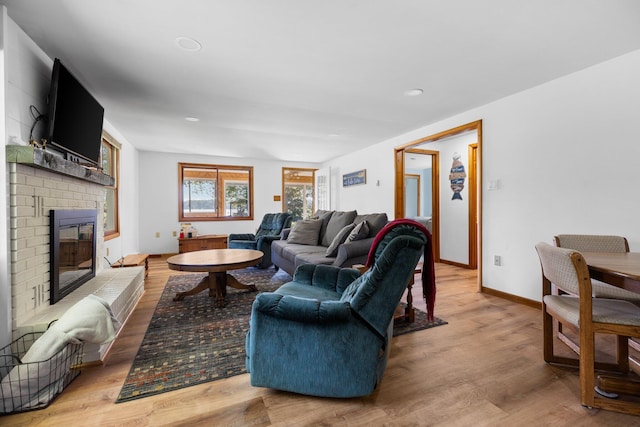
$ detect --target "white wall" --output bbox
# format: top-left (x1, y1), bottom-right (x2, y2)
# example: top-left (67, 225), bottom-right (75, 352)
top-left (323, 49), bottom-right (640, 302)
top-left (435, 133), bottom-right (474, 265)
top-left (327, 154), bottom-right (394, 215)
top-left (137, 151), bottom-right (319, 254)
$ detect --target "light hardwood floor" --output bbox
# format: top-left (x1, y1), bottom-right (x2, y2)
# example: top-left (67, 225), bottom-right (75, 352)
top-left (3, 256), bottom-right (640, 426)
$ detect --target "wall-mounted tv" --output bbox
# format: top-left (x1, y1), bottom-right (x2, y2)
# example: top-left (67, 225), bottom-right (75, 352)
top-left (47, 58), bottom-right (104, 166)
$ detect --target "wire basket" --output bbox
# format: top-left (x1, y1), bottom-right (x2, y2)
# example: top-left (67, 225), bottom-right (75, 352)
top-left (0, 331), bottom-right (83, 414)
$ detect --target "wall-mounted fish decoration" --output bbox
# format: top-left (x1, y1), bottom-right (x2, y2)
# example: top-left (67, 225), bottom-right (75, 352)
top-left (449, 152), bottom-right (466, 200)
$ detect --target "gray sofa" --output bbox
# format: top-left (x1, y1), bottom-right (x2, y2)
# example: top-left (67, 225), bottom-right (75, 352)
top-left (271, 210), bottom-right (388, 276)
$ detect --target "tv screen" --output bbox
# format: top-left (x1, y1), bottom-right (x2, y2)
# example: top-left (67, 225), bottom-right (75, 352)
top-left (48, 58), bottom-right (104, 166)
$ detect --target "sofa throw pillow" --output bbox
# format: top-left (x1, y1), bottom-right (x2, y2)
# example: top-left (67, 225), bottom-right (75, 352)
top-left (311, 210), bottom-right (334, 245)
top-left (346, 220), bottom-right (369, 242)
top-left (354, 213), bottom-right (388, 238)
top-left (287, 219), bottom-right (322, 245)
top-left (325, 223), bottom-right (356, 257)
top-left (321, 210), bottom-right (357, 247)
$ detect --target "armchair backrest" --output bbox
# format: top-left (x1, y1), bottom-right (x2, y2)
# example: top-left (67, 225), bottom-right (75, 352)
top-left (255, 213), bottom-right (293, 239)
top-left (340, 221), bottom-right (428, 338)
top-left (554, 234), bottom-right (629, 253)
top-left (535, 242), bottom-right (589, 297)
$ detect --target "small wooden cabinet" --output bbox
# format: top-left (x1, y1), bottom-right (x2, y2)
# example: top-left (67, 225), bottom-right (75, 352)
top-left (178, 234), bottom-right (228, 253)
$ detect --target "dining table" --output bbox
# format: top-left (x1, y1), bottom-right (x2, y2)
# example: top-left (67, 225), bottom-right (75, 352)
top-left (581, 251), bottom-right (640, 398)
top-left (582, 251), bottom-right (640, 294)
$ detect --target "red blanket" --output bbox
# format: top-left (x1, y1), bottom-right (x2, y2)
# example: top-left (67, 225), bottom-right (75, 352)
top-left (365, 219), bottom-right (436, 321)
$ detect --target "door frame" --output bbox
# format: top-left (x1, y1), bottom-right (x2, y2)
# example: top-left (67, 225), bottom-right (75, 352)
top-left (394, 120), bottom-right (482, 291)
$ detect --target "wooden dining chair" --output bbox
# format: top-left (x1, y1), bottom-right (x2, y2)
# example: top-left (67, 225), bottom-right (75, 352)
top-left (553, 234), bottom-right (640, 356)
top-left (553, 235), bottom-right (638, 302)
top-left (536, 242), bottom-right (640, 415)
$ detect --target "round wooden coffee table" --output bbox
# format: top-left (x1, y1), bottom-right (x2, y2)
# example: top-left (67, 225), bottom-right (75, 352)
top-left (167, 249), bottom-right (263, 307)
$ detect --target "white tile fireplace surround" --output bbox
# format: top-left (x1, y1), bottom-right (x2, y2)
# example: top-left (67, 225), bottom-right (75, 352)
top-left (7, 150), bottom-right (144, 362)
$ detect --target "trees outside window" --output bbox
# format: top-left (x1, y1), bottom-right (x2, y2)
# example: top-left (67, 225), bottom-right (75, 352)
top-left (282, 168), bottom-right (315, 221)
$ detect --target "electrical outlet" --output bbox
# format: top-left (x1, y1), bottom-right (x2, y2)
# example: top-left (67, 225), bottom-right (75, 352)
top-left (172, 231), bottom-right (177, 237)
top-left (494, 255), bottom-right (501, 266)
top-left (106, 247), bottom-right (110, 257)
top-left (155, 232), bottom-right (160, 238)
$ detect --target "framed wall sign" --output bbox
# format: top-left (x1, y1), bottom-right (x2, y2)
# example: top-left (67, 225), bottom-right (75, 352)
top-left (343, 169), bottom-right (366, 187)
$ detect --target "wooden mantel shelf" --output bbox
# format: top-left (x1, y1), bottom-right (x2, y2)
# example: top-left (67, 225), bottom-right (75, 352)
top-left (6, 145), bottom-right (114, 186)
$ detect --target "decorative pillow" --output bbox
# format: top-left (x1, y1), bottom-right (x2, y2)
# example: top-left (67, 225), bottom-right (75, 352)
top-left (312, 210), bottom-right (334, 244)
top-left (287, 219), bottom-right (322, 245)
top-left (346, 220), bottom-right (369, 242)
top-left (353, 213), bottom-right (388, 238)
top-left (321, 210), bottom-right (357, 247)
top-left (325, 223), bottom-right (356, 257)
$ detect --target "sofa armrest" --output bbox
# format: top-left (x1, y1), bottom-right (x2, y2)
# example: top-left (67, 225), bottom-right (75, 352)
top-left (280, 228), bottom-right (292, 240)
top-left (229, 233), bottom-right (255, 241)
top-left (334, 237), bottom-right (374, 266)
top-left (256, 234), bottom-right (281, 244)
top-left (253, 293), bottom-right (351, 323)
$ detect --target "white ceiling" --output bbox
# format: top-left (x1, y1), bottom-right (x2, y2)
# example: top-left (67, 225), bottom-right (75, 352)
top-left (2, 0), bottom-right (640, 163)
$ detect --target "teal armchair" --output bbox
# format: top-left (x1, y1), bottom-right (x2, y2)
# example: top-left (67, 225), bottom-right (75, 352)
top-left (245, 219), bottom-right (434, 397)
top-left (228, 213), bottom-right (292, 269)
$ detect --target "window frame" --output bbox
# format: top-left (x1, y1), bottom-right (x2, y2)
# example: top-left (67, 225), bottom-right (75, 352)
top-left (102, 132), bottom-right (120, 241)
top-left (178, 162), bottom-right (254, 222)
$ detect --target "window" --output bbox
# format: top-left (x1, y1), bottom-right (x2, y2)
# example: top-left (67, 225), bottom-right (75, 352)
top-left (101, 133), bottom-right (120, 240)
top-left (282, 168), bottom-right (315, 221)
top-left (179, 163), bottom-right (253, 221)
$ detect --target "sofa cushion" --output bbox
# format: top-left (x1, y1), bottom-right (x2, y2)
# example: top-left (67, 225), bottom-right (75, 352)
top-left (287, 219), bottom-right (322, 245)
top-left (325, 223), bottom-right (356, 257)
top-left (281, 243), bottom-right (325, 263)
top-left (347, 220), bottom-right (369, 242)
top-left (354, 213), bottom-right (388, 237)
top-left (294, 251), bottom-right (336, 269)
top-left (321, 210), bottom-right (357, 247)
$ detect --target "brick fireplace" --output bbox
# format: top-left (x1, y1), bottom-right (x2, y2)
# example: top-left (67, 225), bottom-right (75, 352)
top-left (7, 146), bottom-right (144, 362)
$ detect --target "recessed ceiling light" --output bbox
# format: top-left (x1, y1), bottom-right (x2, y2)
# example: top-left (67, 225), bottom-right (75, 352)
top-left (175, 37), bottom-right (202, 52)
top-left (184, 116), bottom-right (200, 122)
top-left (404, 88), bottom-right (424, 97)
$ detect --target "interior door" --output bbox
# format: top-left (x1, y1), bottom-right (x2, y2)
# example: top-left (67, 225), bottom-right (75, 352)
top-left (314, 167), bottom-right (330, 211)
top-left (394, 120), bottom-right (482, 288)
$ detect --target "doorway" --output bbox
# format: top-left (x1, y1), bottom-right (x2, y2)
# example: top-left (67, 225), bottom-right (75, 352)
top-left (282, 168), bottom-right (316, 221)
top-left (394, 120), bottom-right (482, 290)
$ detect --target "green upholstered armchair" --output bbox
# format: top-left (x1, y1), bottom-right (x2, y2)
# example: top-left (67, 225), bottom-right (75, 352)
top-left (228, 212), bottom-right (293, 269)
top-left (245, 219), bottom-right (435, 397)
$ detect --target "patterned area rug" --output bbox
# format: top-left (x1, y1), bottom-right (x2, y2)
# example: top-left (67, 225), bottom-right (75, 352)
top-left (116, 267), bottom-right (447, 402)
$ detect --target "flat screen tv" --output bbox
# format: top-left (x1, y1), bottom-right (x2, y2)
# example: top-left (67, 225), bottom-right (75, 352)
top-left (47, 58), bottom-right (104, 166)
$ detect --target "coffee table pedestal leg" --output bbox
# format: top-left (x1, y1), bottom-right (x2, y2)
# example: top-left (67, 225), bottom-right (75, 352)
top-left (173, 271), bottom-right (258, 306)
top-left (172, 275), bottom-right (209, 301)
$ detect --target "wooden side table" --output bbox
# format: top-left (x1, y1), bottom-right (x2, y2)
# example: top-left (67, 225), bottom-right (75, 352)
top-left (178, 234), bottom-right (228, 253)
top-left (111, 253), bottom-right (150, 277)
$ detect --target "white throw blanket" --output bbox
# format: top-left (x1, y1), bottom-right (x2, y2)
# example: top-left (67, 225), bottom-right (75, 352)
top-left (1, 295), bottom-right (121, 413)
